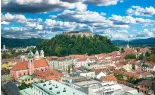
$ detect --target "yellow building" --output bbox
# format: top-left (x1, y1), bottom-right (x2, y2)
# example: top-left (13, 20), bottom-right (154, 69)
top-left (2, 62), bottom-right (13, 69)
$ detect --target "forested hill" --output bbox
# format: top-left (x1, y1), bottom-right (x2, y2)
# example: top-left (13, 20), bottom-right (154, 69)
top-left (113, 38), bottom-right (155, 47)
top-left (1, 37), bottom-right (43, 48)
top-left (37, 34), bottom-right (119, 56)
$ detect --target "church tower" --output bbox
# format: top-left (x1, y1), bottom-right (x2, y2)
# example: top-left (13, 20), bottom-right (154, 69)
top-left (126, 39), bottom-right (130, 48)
top-left (35, 50), bottom-right (40, 59)
top-left (40, 50), bottom-right (44, 58)
top-left (27, 50), bottom-right (34, 75)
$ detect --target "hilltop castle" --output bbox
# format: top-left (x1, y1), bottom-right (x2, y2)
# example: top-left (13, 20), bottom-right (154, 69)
top-left (63, 31), bottom-right (93, 37)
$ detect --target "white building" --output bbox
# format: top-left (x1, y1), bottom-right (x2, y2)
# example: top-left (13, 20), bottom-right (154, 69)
top-left (96, 72), bottom-right (107, 79)
top-left (1, 45), bottom-right (9, 52)
top-left (32, 80), bottom-right (87, 95)
top-left (75, 58), bottom-right (89, 68)
top-left (88, 81), bottom-right (143, 95)
top-left (80, 71), bottom-right (96, 79)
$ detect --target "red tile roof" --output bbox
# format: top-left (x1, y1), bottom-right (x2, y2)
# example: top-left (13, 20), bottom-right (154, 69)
top-left (11, 62), bottom-right (28, 71)
top-left (77, 58), bottom-right (87, 62)
top-left (87, 55), bottom-right (96, 59)
top-left (95, 68), bottom-right (110, 75)
top-left (34, 59), bottom-right (49, 68)
top-left (100, 75), bottom-right (117, 82)
top-left (69, 54), bottom-right (87, 59)
top-left (57, 57), bottom-right (65, 61)
top-left (11, 59), bottom-right (49, 71)
top-left (35, 69), bottom-right (63, 81)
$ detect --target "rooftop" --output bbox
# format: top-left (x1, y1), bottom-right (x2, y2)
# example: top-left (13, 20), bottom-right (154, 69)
top-left (32, 80), bottom-right (87, 95)
top-left (11, 58), bottom-right (49, 71)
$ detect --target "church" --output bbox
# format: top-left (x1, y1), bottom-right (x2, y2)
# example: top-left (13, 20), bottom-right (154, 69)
top-left (10, 50), bottom-right (49, 80)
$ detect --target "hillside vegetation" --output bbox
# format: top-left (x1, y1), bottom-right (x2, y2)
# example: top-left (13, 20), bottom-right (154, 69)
top-left (37, 34), bottom-right (119, 56)
top-left (1, 37), bottom-right (43, 48)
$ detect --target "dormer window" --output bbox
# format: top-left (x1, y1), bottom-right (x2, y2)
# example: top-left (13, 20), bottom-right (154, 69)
top-left (49, 87), bottom-right (52, 90)
top-left (63, 89), bottom-right (66, 92)
top-left (57, 91), bottom-right (60, 94)
top-left (55, 85), bottom-right (58, 88)
top-left (63, 87), bottom-right (66, 92)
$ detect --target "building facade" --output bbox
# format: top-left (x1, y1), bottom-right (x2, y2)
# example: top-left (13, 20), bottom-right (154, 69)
top-left (48, 57), bottom-right (74, 72)
top-left (10, 50), bottom-right (49, 80)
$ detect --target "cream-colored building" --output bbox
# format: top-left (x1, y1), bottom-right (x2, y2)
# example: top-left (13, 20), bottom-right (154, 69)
top-left (48, 57), bottom-right (74, 72)
top-left (63, 31), bottom-right (93, 37)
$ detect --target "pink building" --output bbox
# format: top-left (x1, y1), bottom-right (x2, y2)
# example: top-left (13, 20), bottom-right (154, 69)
top-left (10, 50), bottom-right (49, 80)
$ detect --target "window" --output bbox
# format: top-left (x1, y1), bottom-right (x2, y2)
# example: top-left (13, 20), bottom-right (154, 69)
top-left (49, 87), bottom-right (52, 90)
top-left (57, 91), bottom-right (60, 94)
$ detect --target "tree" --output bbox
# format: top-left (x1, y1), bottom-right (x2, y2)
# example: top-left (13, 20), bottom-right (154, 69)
top-left (121, 48), bottom-right (125, 53)
top-left (148, 54), bottom-right (155, 62)
top-left (18, 83), bottom-right (32, 90)
top-left (37, 34), bottom-right (119, 56)
top-left (114, 73), bottom-right (124, 80)
top-left (125, 54), bottom-right (136, 59)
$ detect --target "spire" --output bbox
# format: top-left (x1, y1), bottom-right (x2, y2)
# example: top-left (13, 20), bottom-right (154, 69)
top-left (40, 50), bottom-right (44, 58)
top-left (127, 37), bottom-right (130, 48)
top-left (35, 50), bottom-right (40, 59)
top-left (28, 50), bottom-right (33, 59)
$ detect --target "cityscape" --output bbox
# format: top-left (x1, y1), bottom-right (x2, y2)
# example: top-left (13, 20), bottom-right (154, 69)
top-left (1, 0), bottom-right (155, 95)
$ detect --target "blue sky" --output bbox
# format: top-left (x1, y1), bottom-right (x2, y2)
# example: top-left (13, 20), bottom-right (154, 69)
top-left (1, 0), bottom-right (155, 40)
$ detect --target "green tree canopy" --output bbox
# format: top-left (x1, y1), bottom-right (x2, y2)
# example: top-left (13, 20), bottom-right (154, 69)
top-left (125, 54), bottom-right (136, 59)
top-left (37, 34), bottom-right (119, 56)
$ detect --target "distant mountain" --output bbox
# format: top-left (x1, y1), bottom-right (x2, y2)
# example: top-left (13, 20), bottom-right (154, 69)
top-left (1, 37), bottom-right (44, 48)
top-left (113, 38), bottom-right (155, 46)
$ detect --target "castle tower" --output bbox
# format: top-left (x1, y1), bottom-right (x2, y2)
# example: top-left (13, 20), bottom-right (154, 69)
top-left (35, 50), bottom-right (40, 59)
top-left (40, 50), bottom-right (44, 58)
top-left (28, 50), bottom-right (34, 75)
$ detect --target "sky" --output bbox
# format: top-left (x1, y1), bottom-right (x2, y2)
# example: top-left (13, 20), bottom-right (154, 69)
top-left (1, 0), bottom-right (155, 40)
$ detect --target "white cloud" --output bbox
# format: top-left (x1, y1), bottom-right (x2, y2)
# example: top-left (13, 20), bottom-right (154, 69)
top-left (84, 0), bottom-right (123, 6)
top-left (52, 10), bottom-right (112, 24)
top-left (2, 13), bottom-right (27, 23)
top-left (136, 29), bottom-right (154, 38)
top-left (44, 19), bottom-right (88, 32)
top-left (127, 6), bottom-right (155, 17)
top-left (110, 15), bottom-right (136, 24)
top-left (99, 29), bottom-right (129, 40)
top-left (1, 21), bottom-right (10, 25)
top-left (109, 15), bottom-right (154, 26)
top-left (2, 0), bottom-right (87, 13)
